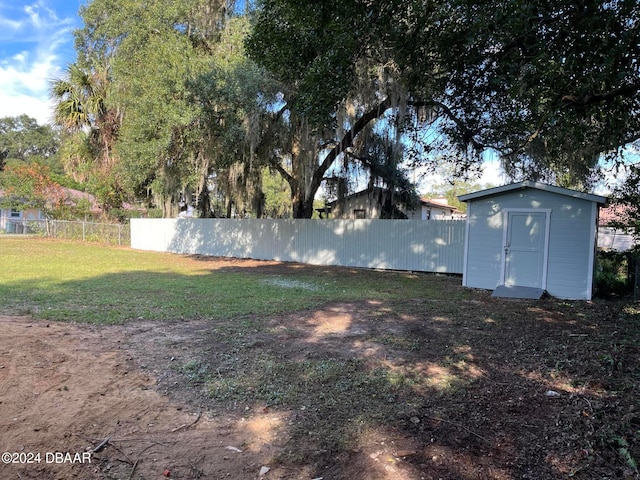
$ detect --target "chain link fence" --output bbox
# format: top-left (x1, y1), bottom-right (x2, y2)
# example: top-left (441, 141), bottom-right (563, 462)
top-left (4, 219), bottom-right (130, 246)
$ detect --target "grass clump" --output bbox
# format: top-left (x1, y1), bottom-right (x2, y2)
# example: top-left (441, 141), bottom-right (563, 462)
top-left (208, 355), bottom-right (400, 408)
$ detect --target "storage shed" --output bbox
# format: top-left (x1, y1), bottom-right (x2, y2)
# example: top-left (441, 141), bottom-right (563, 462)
top-left (458, 181), bottom-right (607, 300)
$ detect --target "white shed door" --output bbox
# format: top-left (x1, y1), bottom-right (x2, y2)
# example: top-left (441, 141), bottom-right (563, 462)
top-left (503, 210), bottom-right (549, 288)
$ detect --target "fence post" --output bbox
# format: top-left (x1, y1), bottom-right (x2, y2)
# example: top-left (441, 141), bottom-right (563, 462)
top-left (633, 253), bottom-right (639, 300)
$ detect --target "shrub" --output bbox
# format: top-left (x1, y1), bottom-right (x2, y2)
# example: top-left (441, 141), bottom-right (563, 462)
top-left (594, 250), bottom-right (633, 297)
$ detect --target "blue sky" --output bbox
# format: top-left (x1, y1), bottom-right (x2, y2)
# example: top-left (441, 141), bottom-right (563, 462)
top-left (0, 0), bottom-right (81, 125)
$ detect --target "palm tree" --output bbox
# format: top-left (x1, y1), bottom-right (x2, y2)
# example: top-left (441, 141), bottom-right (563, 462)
top-left (50, 62), bottom-right (124, 211)
top-left (50, 63), bottom-right (120, 170)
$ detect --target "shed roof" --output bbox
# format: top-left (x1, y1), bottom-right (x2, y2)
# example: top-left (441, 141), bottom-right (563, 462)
top-left (457, 181), bottom-right (607, 205)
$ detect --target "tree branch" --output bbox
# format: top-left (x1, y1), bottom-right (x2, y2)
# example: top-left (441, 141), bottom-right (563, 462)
top-left (407, 99), bottom-right (487, 151)
top-left (310, 96), bottom-right (393, 191)
top-left (561, 81), bottom-right (640, 107)
top-left (268, 153), bottom-right (293, 185)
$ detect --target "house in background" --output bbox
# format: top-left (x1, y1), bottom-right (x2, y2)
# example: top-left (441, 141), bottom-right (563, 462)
top-left (458, 181), bottom-right (607, 300)
top-left (409, 197), bottom-right (466, 220)
top-left (0, 188), bottom-right (103, 232)
top-left (0, 202), bottom-right (44, 231)
top-left (324, 187), bottom-right (465, 220)
top-left (597, 203), bottom-right (637, 251)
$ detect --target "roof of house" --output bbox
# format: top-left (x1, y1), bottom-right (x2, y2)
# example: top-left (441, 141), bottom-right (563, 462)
top-left (457, 181), bottom-right (608, 205)
top-left (599, 203), bottom-right (632, 226)
top-left (327, 188), bottom-right (461, 209)
top-left (1, 187), bottom-right (139, 214)
top-left (64, 188), bottom-right (102, 213)
top-left (325, 187), bottom-right (391, 207)
top-left (419, 197), bottom-right (464, 214)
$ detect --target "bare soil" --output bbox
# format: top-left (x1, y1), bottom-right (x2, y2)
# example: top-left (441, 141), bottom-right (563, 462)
top-left (0, 259), bottom-right (638, 480)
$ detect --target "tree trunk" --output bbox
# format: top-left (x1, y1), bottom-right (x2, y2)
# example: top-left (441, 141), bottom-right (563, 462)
top-left (292, 97), bottom-right (392, 218)
top-left (291, 192), bottom-right (315, 218)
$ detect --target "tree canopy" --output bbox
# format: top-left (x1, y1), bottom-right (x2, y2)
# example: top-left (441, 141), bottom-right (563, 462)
top-left (0, 162), bottom-right (87, 220)
top-left (44, 0), bottom-right (640, 218)
top-left (247, 0), bottom-right (640, 189)
top-left (434, 0), bottom-right (640, 186)
top-left (0, 116), bottom-right (59, 170)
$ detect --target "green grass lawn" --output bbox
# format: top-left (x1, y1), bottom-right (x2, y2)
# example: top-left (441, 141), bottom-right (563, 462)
top-left (0, 237), bottom-right (638, 478)
top-left (0, 237), bottom-right (461, 324)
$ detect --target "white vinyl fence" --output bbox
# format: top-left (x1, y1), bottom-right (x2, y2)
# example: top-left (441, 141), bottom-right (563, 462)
top-left (131, 218), bottom-right (466, 274)
top-left (598, 227), bottom-right (637, 252)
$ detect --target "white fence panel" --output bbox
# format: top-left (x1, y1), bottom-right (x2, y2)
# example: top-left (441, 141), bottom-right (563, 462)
top-left (131, 218), bottom-right (465, 274)
top-left (598, 227), bottom-right (637, 252)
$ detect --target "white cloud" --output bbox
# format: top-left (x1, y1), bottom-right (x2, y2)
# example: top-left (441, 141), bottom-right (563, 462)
top-left (24, 4), bottom-right (45, 29)
top-left (0, 48), bottom-right (64, 124)
top-left (0, 56), bottom-right (60, 124)
top-left (0, 16), bottom-right (22, 35)
top-left (0, 1), bottom-right (77, 125)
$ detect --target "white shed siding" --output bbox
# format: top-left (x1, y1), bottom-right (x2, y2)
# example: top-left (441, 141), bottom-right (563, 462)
top-left (463, 187), bottom-right (601, 299)
top-left (463, 198), bottom-right (506, 289)
top-left (544, 200), bottom-right (594, 299)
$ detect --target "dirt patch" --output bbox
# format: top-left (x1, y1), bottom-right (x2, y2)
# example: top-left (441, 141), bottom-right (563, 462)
top-left (0, 261), bottom-right (638, 480)
top-left (0, 317), bottom-right (286, 480)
